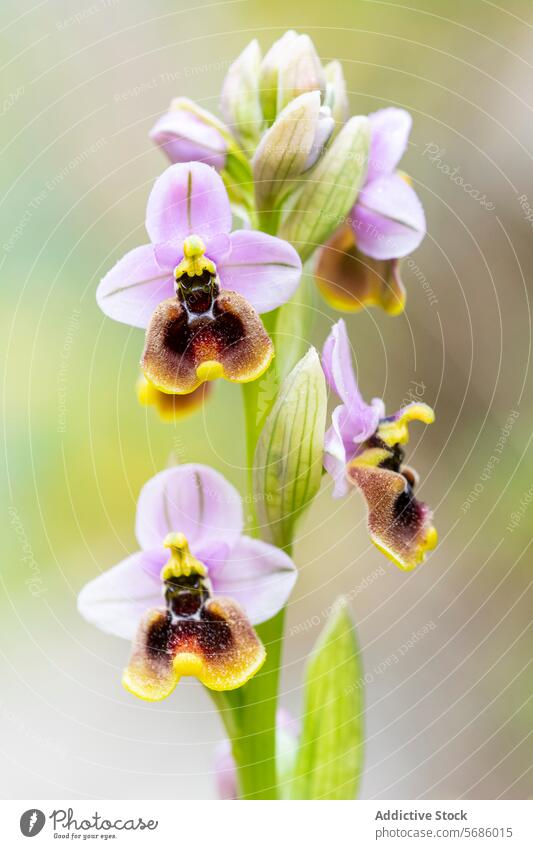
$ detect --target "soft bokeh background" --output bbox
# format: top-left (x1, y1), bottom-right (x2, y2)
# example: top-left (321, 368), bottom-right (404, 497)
top-left (1, 0), bottom-right (531, 800)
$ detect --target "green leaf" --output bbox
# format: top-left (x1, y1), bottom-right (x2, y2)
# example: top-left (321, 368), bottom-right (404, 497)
top-left (280, 116), bottom-right (370, 261)
top-left (291, 598), bottom-right (364, 799)
top-left (254, 347), bottom-right (327, 549)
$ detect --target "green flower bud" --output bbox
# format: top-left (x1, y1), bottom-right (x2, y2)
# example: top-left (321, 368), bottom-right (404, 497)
top-left (258, 30), bottom-right (298, 124)
top-left (253, 91), bottom-right (325, 209)
top-left (276, 34), bottom-right (326, 115)
top-left (259, 31), bottom-right (326, 125)
top-left (324, 60), bottom-right (349, 129)
top-left (220, 39), bottom-right (264, 150)
top-left (280, 115), bottom-right (370, 261)
top-left (254, 347), bottom-right (327, 549)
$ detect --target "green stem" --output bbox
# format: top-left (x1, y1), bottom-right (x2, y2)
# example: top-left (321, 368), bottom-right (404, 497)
top-left (210, 210), bottom-right (295, 799)
top-left (234, 610), bottom-right (285, 799)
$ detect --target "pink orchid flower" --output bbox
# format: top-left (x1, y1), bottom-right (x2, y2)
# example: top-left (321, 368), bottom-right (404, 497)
top-left (322, 320), bottom-right (437, 570)
top-left (97, 162), bottom-right (301, 394)
top-left (78, 464), bottom-right (297, 700)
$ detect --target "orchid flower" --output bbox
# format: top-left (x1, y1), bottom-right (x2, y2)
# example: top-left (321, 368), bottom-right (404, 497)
top-left (316, 108), bottom-right (426, 315)
top-left (78, 464), bottom-right (297, 700)
top-left (322, 320), bottom-right (436, 570)
top-left (97, 162), bottom-right (301, 394)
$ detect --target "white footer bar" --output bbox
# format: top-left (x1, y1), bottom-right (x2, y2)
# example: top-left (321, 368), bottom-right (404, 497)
top-left (3, 799), bottom-right (531, 848)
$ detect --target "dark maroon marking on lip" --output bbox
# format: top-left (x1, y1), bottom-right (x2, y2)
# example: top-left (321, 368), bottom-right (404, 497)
top-left (161, 297), bottom-right (246, 359)
top-left (177, 269), bottom-right (220, 315)
top-left (392, 485), bottom-right (418, 527)
top-left (170, 608), bottom-right (233, 657)
top-left (145, 611), bottom-right (173, 660)
top-left (146, 576), bottom-right (234, 663)
top-left (165, 574), bottom-right (209, 618)
top-left (142, 288), bottom-right (272, 394)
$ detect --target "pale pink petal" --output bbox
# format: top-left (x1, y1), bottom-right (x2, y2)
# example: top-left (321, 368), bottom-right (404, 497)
top-left (323, 406), bottom-right (352, 499)
top-left (205, 232), bottom-right (232, 265)
top-left (135, 464), bottom-right (243, 557)
top-left (218, 230), bottom-right (301, 313)
top-left (145, 162), bottom-right (232, 245)
top-left (96, 244), bottom-right (174, 329)
top-left (322, 320), bottom-right (385, 429)
top-left (353, 173), bottom-right (426, 260)
top-left (214, 707), bottom-right (298, 799)
top-left (211, 536), bottom-right (296, 625)
top-left (150, 110), bottom-right (227, 171)
top-left (367, 107), bottom-right (412, 182)
top-left (213, 740), bottom-right (237, 800)
top-left (77, 549), bottom-right (166, 640)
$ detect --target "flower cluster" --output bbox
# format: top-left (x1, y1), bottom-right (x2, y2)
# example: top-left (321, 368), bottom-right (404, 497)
top-left (80, 30), bottom-right (437, 800)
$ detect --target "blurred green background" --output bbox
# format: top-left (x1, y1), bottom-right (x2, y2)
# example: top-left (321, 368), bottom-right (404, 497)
top-left (1, 0), bottom-right (531, 799)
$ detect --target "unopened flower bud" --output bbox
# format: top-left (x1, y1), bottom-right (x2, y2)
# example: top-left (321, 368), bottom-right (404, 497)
top-left (253, 91), bottom-right (331, 208)
top-left (150, 97), bottom-right (229, 170)
top-left (304, 105), bottom-right (334, 170)
top-left (276, 34), bottom-right (326, 115)
top-left (220, 39), bottom-right (263, 150)
top-left (254, 347), bottom-right (327, 548)
top-left (258, 30), bottom-right (298, 124)
top-left (324, 60), bottom-right (349, 129)
top-left (259, 31), bottom-right (326, 125)
top-left (280, 116), bottom-right (370, 260)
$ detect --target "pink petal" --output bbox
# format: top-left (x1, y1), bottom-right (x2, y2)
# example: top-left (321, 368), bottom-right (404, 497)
top-left (77, 549), bottom-right (166, 640)
top-left (323, 407), bottom-right (351, 499)
top-left (366, 108), bottom-right (412, 182)
top-left (153, 233), bottom-right (231, 273)
top-left (145, 162), bottom-right (232, 245)
top-left (218, 230), bottom-right (301, 313)
top-left (150, 110), bottom-right (227, 170)
top-left (135, 464), bottom-right (244, 557)
top-left (322, 319), bottom-right (385, 429)
top-left (211, 536), bottom-right (296, 625)
top-left (213, 740), bottom-right (237, 800)
top-left (214, 707), bottom-right (298, 800)
top-left (353, 173), bottom-right (426, 260)
top-left (205, 232), bottom-right (232, 265)
top-left (96, 244), bottom-right (174, 329)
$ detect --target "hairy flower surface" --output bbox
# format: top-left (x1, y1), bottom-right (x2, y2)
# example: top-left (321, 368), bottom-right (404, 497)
top-left (78, 464), bottom-right (297, 699)
top-left (317, 109), bottom-right (426, 313)
top-left (97, 162), bottom-right (301, 393)
top-left (322, 320), bottom-right (436, 570)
